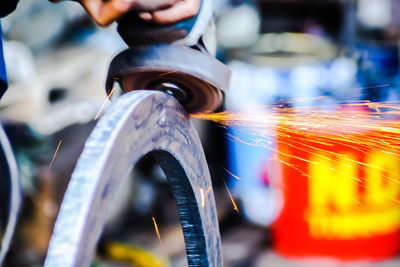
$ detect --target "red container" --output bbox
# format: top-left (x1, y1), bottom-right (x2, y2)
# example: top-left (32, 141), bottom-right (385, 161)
top-left (273, 109), bottom-right (400, 261)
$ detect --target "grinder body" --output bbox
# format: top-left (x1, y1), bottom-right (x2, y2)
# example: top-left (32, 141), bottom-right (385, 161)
top-left (106, 0), bottom-right (230, 114)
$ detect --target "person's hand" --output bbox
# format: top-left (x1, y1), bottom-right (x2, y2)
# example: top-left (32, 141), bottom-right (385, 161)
top-left (53, 0), bottom-right (201, 26)
top-left (135, 0), bottom-right (201, 24)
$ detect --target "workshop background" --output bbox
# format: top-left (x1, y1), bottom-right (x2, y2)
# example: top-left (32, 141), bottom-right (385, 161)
top-left (1, 0), bottom-right (400, 266)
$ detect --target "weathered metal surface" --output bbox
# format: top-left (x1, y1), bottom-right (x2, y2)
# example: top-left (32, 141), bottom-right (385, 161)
top-left (44, 90), bottom-right (222, 267)
top-left (0, 125), bottom-right (20, 266)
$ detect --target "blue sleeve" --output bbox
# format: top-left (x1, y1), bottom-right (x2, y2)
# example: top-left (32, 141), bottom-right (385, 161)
top-left (0, 22), bottom-right (7, 99)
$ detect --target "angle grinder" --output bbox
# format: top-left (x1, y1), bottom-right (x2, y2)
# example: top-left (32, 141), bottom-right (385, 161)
top-left (106, 0), bottom-right (230, 114)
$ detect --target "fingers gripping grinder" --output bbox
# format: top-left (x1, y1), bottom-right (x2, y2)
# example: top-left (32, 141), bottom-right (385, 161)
top-left (106, 0), bottom-right (230, 114)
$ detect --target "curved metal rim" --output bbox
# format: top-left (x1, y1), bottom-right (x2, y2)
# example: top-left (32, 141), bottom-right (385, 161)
top-left (0, 125), bottom-right (20, 265)
top-left (44, 91), bottom-right (222, 267)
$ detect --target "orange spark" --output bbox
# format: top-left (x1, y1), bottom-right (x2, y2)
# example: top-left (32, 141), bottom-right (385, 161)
top-left (206, 186), bottom-right (212, 194)
top-left (152, 216), bottom-right (162, 245)
top-left (221, 177), bottom-right (239, 214)
top-left (48, 140), bottom-right (62, 170)
top-left (222, 167), bottom-right (242, 180)
top-left (94, 87), bottom-right (116, 120)
top-left (193, 99), bottom-right (400, 196)
top-left (158, 70), bottom-right (177, 77)
top-left (200, 188), bottom-right (205, 208)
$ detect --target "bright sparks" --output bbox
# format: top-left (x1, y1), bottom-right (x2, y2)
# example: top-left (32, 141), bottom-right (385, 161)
top-left (221, 177), bottom-right (239, 214)
top-left (48, 139), bottom-right (62, 170)
top-left (192, 99), bottom-right (400, 186)
top-left (152, 216), bottom-right (162, 245)
top-left (158, 70), bottom-right (177, 77)
top-left (94, 87), bottom-right (116, 120)
top-left (200, 188), bottom-right (205, 208)
top-left (223, 167), bottom-right (242, 180)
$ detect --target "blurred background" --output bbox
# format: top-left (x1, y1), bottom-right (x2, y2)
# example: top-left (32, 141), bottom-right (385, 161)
top-left (1, 0), bottom-right (400, 266)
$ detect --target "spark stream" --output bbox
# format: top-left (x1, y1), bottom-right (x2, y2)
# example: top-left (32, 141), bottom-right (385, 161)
top-left (192, 101), bottom-right (400, 223)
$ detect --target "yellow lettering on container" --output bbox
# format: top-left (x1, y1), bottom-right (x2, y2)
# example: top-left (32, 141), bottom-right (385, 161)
top-left (306, 151), bottom-right (400, 240)
top-left (365, 151), bottom-right (400, 208)
top-left (308, 154), bottom-right (358, 214)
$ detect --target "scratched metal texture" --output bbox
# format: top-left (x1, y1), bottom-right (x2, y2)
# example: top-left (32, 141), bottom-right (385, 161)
top-left (44, 90), bottom-right (222, 267)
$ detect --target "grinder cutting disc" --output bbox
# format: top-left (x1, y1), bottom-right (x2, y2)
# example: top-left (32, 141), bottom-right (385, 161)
top-left (106, 44), bottom-right (230, 114)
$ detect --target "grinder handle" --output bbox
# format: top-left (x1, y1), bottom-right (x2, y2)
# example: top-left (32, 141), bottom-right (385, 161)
top-left (116, 10), bottom-right (199, 46)
top-left (116, 0), bottom-right (213, 47)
